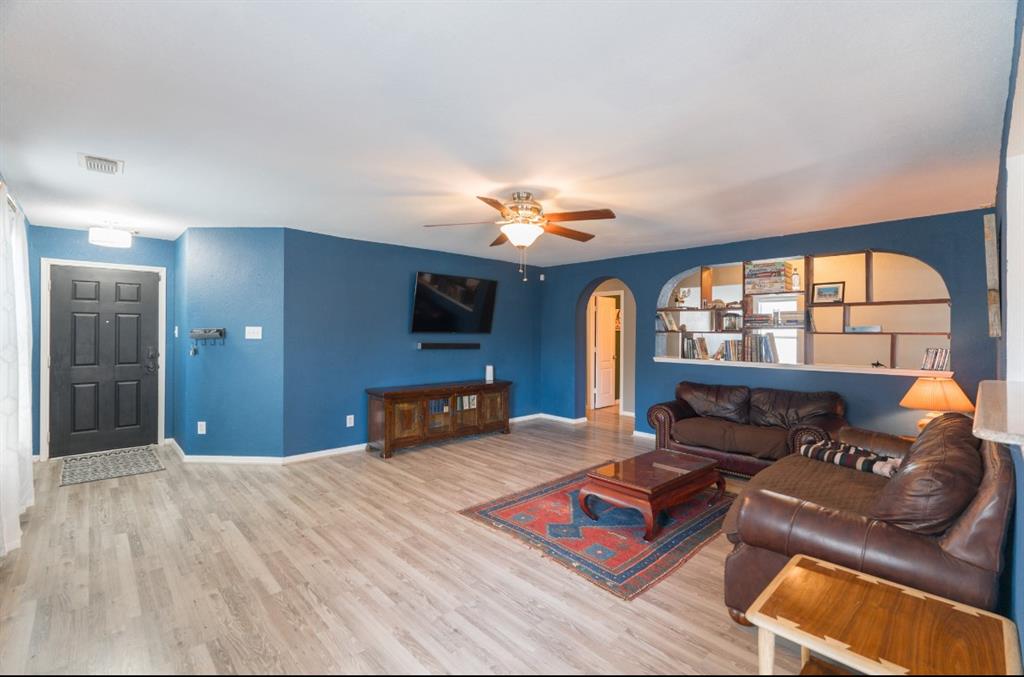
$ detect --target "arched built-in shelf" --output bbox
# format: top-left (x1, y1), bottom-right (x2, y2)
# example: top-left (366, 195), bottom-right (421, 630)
top-left (654, 251), bottom-right (952, 376)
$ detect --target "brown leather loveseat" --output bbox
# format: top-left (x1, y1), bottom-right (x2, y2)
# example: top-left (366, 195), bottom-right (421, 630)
top-left (647, 381), bottom-right (847, 476)
top-left (723, 413), bottom-right (1014, 622)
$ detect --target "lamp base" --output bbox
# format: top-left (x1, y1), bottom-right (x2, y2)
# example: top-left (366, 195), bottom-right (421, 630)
top-left (916, 411), bottom-right (942, 431)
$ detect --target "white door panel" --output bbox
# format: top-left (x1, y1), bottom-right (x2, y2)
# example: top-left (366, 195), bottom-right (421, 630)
top-left (594, 296), bottom-right (617, 409)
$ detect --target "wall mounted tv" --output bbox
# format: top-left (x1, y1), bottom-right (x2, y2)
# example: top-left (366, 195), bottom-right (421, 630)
top-left (411, 271), bottom-right (498, 333)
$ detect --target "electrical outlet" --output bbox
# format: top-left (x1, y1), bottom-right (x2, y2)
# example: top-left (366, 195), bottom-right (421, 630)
top-left (346, 414), bottom-right (355, 428)
top-left (174, 325), bottom-right (179, 338)
top-left (245, 326), bottom-right (263, 340)
top-left (197, 421), bottom-right (206, 435)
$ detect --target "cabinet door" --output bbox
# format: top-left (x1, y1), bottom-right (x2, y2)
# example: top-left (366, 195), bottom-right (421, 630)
top-left (452, 392), bottom-right (479, 431)
top-left (424, 396), bottom-right (453, 437)
top-left (480, 391), bottom-right (505, 426)
top-left (390, 400), bottom-right (424, 444)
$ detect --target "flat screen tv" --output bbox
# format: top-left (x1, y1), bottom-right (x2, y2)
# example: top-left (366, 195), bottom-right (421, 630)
top-left (411, 271), bottom-right (498, 333)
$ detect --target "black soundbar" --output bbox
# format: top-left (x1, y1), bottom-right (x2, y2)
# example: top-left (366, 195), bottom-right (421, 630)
top-left (416, 342), bottom-right (481, 350)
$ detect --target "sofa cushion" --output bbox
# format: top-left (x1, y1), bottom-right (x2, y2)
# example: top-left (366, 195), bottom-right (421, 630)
top-left (671, 417), bottom-right (788, 460)
top-left (676, 382), bottom-right (750, 424)
top-left (870, 413), bottom-right (982, 535)
top-left (723, 454), bottom-right (889, 537)
top-left (750, 387), bottom-right (843, 428)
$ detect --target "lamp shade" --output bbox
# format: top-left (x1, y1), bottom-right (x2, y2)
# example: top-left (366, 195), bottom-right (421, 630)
top-left (499, 222), bottom-right (544, 248)
top-left (899, 377), bottom-right (975, 413)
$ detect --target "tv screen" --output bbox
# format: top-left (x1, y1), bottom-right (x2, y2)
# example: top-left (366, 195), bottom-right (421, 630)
top-left (411, 271), bottom-right (498, 333)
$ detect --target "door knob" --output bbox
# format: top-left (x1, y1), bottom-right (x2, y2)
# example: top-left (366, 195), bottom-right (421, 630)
top-left (145, 347), bottom-right (159, 373)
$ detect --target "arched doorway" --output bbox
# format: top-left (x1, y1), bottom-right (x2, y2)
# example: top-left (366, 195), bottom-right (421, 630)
top-left (580, 278), bottom-right (636, 429)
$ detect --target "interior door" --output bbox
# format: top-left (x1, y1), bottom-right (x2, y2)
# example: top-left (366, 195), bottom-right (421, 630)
top-left (49, 265), bottom-right (160, 457)
top-left (594, 296), bottom-right (617, 409)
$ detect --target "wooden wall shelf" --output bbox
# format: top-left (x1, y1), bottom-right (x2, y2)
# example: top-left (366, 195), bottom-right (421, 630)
top-left (655, 250), bottom-right (954, 373)
top-left (653, 356), bottom-right (952, 378)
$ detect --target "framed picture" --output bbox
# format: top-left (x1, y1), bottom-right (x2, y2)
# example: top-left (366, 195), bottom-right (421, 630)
top-left (812, 281), bottom-right (845, 304)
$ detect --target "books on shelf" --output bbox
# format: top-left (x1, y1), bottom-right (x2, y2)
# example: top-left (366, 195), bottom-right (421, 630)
top-left (921, 347), bottom-right (950, 371)
top-left (680, 336), bottom-right (711, 360)
top-left (743, 310), bottom-right (806, 329)
top-left (714, 333), bottom-right (780, 363)
top-left (657, 310), bottom-right (680, 331)
top-left (745, 261), bottom-right (795, 294)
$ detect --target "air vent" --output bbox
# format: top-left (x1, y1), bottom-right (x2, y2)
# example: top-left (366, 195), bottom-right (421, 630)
top-left (78, 154), bottom-right (124, 175)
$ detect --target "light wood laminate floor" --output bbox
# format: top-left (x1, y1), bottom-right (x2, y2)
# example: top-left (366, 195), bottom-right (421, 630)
top-left (0, 413), bottom-right (800, 674)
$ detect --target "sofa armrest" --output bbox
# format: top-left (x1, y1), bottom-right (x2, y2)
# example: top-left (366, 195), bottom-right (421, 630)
top-left (646, 399), bottom-right (697, 449)
top-left (735, 489), bottom-right (999, 609)
top-left (787, 413), bottom-right (846, 452)
top-left (837, 426), bottom-right (913, 462)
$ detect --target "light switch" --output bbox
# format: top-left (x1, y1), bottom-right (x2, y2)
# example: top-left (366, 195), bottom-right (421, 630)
top-left (346, 414), bottom-right (355, 428)
top-left (245, 326), bottom-right (263, 340)
top-left (174, 325), bottom-right (179, 338)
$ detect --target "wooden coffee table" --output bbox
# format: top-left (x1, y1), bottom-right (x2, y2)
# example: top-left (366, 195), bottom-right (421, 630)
top-left (578, 449), bottom-right (725, 541)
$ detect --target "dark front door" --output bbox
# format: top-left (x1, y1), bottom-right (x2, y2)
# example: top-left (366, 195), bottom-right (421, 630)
top-left (49, 265), bottom-right (160, 457)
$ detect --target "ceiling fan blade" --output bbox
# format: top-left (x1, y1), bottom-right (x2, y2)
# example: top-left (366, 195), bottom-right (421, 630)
top-left (477, 195), bottom-right (510, 216)
top-left (544, 208), bottom-right (616, 222)
top-left (544, 223), bottom-right (595, 242)
top-left (489, 233), bottom-right (509, 247)
top-left (422, 221), bottom-right (495, 227)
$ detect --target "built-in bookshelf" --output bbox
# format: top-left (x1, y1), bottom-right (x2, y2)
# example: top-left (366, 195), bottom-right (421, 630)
top-left (655, 250), bottom-right (953, 375)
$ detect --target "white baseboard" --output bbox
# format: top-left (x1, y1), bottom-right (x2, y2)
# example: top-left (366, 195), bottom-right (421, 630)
top-left (164, 412), bottom-right (593, 465)
top-left (632, 430), bottom-right (656, 439)
top-left (620, 410), bottom-right (636, 417)
top-left (282, 444), bottom-right (365, 465)
top-left (511, 412), bottom-right (587, 425)
top-left (510, 413), bottom-right (544, 423)
top-left (166, 437), bottom-right (364, 465)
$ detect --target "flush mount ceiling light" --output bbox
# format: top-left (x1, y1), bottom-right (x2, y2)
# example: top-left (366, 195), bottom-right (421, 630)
top-left (88, 226), bottom-right (132, 248)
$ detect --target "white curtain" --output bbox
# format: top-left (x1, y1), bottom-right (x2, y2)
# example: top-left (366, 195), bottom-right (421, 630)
top-left (0, 182), bottom-right (34, 556)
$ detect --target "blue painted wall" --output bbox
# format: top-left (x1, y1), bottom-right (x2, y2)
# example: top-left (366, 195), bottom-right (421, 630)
top-left (26, 225), bottom-right (177, 452)
top-left (173, 230), bottom-right (189, 453)
top-left (281, 228), bottom-right (541, 455)
top-left (538, 209), bottom-right (998, 437)
top-left (1010, 446), bottom-right (1024, 655)
top-left (173, 228), bottom-right (285, 457)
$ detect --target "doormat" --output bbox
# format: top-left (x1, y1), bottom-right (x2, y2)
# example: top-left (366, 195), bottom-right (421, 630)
top-left (60, 445), bottom-right (165, 486)
top-left (461, 466), bottom-right (734, 599)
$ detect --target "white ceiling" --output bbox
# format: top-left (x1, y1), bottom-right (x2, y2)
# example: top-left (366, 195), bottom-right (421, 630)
top-left (0, 1), bottom-right (1016, 266)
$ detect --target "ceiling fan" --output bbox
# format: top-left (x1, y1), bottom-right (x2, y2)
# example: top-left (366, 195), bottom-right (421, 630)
top-left (423, 191), bottom-right (616, 249)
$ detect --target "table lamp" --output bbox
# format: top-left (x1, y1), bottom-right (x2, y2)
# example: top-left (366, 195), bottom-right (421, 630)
top-left (899, 376), bottom-right (975, 431)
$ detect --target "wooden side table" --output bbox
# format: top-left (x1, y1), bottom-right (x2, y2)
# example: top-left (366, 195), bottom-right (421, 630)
top-left (747, 555), bottom-right (1022, 675)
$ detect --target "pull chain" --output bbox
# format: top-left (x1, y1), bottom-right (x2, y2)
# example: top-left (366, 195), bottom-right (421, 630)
top-left (517, 246), bottom-right (528, 282)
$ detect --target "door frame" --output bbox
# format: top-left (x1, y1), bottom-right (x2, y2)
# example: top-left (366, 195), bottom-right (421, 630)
top-left (588, 290), bottom-right (626, 415)
top-left (40, 258), bottom-right (167, 461)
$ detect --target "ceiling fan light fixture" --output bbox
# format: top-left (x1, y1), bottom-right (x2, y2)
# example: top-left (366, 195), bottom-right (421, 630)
top-left (500, 221), bottom-right (544, 248)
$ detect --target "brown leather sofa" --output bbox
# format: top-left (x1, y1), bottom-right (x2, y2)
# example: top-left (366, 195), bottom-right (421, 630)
top-left (723, 413), bottom-right (1014, 622)
top-left (647, 381), bottom-right (847, 476)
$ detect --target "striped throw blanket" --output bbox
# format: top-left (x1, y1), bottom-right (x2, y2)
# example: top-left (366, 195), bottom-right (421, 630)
top-left (799, 440), bottom-right (900, 479)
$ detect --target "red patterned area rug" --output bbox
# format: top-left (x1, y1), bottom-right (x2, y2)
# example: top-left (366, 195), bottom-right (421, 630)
top-left (460, 465), bottom-right (735, 600)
